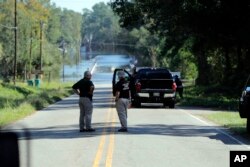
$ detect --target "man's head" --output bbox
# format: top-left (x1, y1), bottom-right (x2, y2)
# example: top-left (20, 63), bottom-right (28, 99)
top-left (84, 71), bottom-right (92, 80)
top-left (118, 71), bottom-right (125, 79)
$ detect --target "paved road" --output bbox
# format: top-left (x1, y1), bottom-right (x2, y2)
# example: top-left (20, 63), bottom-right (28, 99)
top-left (3, 82), bottom-right (250, 167)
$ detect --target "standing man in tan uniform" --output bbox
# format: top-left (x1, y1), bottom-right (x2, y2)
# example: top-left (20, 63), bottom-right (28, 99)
top-left (114, 70), bottom-right (131, 132)
top-left (72, 71), bottom-right (95, 132)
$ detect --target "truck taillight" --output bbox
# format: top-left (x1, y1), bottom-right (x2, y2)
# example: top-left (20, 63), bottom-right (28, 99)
top-left (136, 82), bottom-right (141, 92)
top-left (172, 82), bottom-right (177, 91)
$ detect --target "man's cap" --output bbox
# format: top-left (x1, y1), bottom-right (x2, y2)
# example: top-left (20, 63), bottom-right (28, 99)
top-left (84, 71), bottom-right (91, 77)
top-left (117, 71), bottom-right (125, 78)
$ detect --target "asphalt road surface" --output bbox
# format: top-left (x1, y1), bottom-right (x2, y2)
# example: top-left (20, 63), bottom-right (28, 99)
top-left (3, 72), bottom-right (250, 167)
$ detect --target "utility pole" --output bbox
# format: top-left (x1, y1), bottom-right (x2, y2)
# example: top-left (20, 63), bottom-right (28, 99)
top-left (62, 40), bottom-right (66, 82)
top-left (62, 48), bottom-right (65, 82)
top-left (13, 0), bottom-right (17, 85)
top-left (39, 21), bottom-right (44, 72)
top-left (59, 39), bottom-right (66, 82)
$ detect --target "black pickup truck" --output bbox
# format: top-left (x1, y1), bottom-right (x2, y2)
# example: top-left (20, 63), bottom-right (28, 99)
top-left (112, 67), bottom-right (177, 108)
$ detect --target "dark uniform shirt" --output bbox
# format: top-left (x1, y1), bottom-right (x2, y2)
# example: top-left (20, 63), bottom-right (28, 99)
top-left (175, 77), bottom-right (183, 87)
top-left (72, 78), bottom-right (94, 100)
top-left (115, 79), bottom-right (130, 99)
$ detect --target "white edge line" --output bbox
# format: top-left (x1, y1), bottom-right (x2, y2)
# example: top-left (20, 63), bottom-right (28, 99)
top-left (179, 109), bottom-right (250, 150)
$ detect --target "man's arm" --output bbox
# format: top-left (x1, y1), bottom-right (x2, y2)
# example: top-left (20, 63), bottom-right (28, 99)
top-left (72, 81), bottom-right (80, 95)
top-left (89, 86), bottom-right (94, 95)
top-left (115, 91), bottom-right (120, 102)
top-left (73, 89), bottom-right (80, 95)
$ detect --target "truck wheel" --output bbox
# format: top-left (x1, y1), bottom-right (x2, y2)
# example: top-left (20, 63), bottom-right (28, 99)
top-left (135, 101), bottom-right (141, 108)
top-left (132, 99), bottom-right (141, 108)
top-left (169, 101), bottom-right (175, 109)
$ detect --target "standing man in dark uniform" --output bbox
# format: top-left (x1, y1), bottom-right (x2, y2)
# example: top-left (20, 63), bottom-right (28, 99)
top-left (174, 75), bottom-right (183, 99)
top-left (114, 70), bottom-right (131, 132)
top-left (72, 71), bottom-right (95, 132)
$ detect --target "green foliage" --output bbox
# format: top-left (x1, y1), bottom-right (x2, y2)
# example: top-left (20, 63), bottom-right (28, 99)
top-left (128, 27), bottom-right (164, 66)
top-left (111, 0), bottom-right (250, 87)
top-left (0, 0), bottom-right (16, 79)
top-left (180, 86), bottom-right (239, 110)
top-left (0, 81), bottom-right (73, 127)
top-left (178, 85), bottom-right (250, 136)
top-left (46, 6), bottom-right (62, 44)
top-left (82, 3), bottom-right (121, 52)
top-left (160, 37), bottom-right (197, 79)
top-left (1, 0), bottom-right (200, 82)
top-left (0, 103), bottom-right (35, 127)
top-left (0, 0), bottom-right (83, 81)
top-left (204, 112), bottom-right (250, 136)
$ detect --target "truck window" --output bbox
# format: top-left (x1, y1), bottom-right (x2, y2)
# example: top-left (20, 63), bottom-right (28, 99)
top-left (137, 69), bottom-right (172, 79)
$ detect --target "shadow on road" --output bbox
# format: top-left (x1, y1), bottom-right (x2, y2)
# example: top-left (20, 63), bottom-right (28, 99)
top-left (5, 122), bottom-right (249, 146)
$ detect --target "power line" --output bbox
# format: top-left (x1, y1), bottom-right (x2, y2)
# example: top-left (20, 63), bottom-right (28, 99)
top-left (14, 0), bottom-right (17, 86)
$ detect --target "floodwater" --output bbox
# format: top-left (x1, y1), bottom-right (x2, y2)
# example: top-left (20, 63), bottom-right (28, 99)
top-left (62, 54), bottom-right (135, 84)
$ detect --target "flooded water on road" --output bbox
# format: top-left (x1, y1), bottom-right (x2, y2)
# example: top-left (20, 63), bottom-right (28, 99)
top-left (62, 54), bottom-right (135, 84)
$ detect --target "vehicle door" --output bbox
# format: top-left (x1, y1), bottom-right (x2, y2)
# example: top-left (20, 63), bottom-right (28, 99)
top-left (112, 68), bottom-right (131, 96)
top-left (239, 75), bottom-right (250, 118)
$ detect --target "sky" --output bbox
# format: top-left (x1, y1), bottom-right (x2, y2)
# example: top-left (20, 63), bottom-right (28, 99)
top-left (50, 0), bottom-right (111, 13)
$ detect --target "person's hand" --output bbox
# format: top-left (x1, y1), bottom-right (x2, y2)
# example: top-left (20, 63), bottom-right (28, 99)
top-left (128, 102), bottom-right (132, 109)
top-left (115, 97), bottom-right (118, 102)
top-left (128, 99), bottom-right (132, 108)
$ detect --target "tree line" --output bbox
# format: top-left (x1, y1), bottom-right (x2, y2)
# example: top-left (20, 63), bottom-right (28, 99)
top-left (0, 0), bottom-right (82, 82)
top-left (111, 0), bottom-right (250, 89)
top-left (1, 0), bottom-right (249, 91)
top-left (0, 0), bottom-right (168, 83)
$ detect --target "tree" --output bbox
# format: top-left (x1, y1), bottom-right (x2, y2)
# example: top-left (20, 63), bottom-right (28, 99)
top-left (82, 2), bottom-right (121, 54)
top-left (0, 0), bottom-right (19, 81)
top-left (17, 0), bottom-right (49, 79)
top-left (0, 0), bottom-right (83, 81)
top-left (111, 0), bottom-right (250, 87)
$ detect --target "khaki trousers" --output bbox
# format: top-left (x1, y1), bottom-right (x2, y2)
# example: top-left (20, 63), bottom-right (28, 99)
top-left (79, 97), bottom-right (93, 129)
top-left (115, 98), bottom-right (130, 128)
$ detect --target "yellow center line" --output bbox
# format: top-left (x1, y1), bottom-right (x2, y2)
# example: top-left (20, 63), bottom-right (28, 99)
top-left (105, 107), bottom-right (116, 167)
top-left (92, 94), bottom-right (117, 167)
top-left (92, 107), bottom-right (111, 167)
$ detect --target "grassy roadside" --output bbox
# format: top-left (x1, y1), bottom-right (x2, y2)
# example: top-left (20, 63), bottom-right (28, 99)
top-left (0, 81), bottom-right (73, 128)
top-left (178, 85), bottom-right (250, 139)
top-left (204, 112), bottom-right (248, 134)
